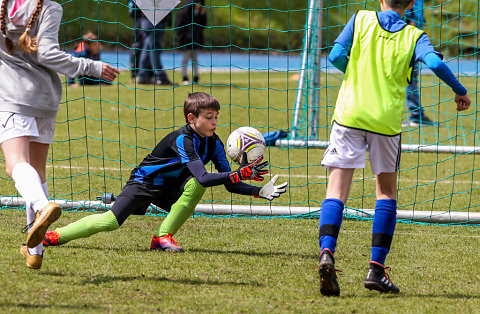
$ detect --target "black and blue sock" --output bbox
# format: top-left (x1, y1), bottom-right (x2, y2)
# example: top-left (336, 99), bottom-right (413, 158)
top-left (319, 198), bottom-right (344, 253)
top-left (371, 199), bottom-right (397, 265)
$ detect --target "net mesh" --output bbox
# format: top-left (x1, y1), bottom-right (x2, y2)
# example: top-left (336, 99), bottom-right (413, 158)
top-left (0, 0), bottom-right (479, 224)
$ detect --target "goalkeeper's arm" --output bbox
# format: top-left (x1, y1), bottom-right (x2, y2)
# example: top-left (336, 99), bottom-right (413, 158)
top-left (187, 160), bottom-right (287, 200)
top-left (224, 175), bottom-right (288, 201)
top-left (186, 156), bottom-right (268, 188)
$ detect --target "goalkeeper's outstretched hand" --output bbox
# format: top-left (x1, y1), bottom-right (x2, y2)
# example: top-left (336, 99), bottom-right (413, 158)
top-left (258, 174), bottom-right (288, 200)
top-left (229, 153), bottom-right (268, 183)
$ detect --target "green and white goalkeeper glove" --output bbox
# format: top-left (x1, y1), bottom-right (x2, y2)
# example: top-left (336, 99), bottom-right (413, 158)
top-left (258, 175), bottom-right (288, 200)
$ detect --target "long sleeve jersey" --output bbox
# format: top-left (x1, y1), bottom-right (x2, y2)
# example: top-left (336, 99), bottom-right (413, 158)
top-left (0, 0), bottom-right (102, 118)
top-left (129, 124), bottom-right (261, 196)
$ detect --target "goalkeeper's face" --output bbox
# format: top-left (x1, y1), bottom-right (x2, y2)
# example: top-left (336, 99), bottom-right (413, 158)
top-left (188, 109), bottom-right (219, 138)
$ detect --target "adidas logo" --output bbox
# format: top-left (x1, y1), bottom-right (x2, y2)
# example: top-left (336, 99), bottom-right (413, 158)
top-left (330, 148), bottom-right (338, 155)
top-left (381, 276), bottom-right (392, 287)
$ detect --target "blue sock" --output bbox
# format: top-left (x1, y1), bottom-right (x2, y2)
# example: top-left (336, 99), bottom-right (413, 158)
top-left (371, 199), bottom-right (397, 265)
top-left (319, 198), bottom-right (344, 253)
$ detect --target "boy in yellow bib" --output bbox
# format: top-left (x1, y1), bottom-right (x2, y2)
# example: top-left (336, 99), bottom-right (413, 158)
top-left (318, 0), bottom-right (471, 296)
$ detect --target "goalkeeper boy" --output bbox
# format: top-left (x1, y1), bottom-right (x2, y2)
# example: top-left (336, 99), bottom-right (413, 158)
top-left (43, 92), bottom-right (287, 252)
top-left (318, 0), bottom-right (471, 296)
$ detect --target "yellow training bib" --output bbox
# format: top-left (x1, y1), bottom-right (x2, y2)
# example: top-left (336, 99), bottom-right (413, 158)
top-left (333, 10), bottom-right (424, 135)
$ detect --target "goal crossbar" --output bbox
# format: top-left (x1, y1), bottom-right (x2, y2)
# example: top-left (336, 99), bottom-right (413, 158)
top-left (276, 139), bottom-right (480, 154)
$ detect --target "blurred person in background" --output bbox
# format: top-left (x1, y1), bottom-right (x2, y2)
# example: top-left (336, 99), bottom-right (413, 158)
top-left (176, 0), bottom-right (206, 85)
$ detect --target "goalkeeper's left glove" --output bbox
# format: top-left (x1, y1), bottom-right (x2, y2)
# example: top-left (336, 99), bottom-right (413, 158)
top-left (257, 174), bottom-right (288, 200)
top-left (229, 153), bottom-right (268, 183)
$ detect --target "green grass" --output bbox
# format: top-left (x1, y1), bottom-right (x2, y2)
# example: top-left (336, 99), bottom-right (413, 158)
top-left (2, 209), bottom-right (480, 312)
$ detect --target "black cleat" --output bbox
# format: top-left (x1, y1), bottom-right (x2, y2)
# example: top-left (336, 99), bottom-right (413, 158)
top-left (318, 248), bottom-right (340, 296)
top-left (364, 261), bottom-right (400, 293)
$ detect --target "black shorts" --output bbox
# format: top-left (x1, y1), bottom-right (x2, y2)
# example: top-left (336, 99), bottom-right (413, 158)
top-left (111, 179), bottom-right (189, 226)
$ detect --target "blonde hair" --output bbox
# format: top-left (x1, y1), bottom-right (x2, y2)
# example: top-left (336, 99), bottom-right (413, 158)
top-left (1, 0), bottom-right (44, 54)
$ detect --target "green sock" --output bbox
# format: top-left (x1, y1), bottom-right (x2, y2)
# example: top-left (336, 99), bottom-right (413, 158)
top-left (156, 178), bottom-right (206, 237)
top-left (56, 210), bottom-right (119, 244)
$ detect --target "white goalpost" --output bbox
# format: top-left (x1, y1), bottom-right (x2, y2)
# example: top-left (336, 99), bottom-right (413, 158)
top-left (2, 197), bottom-right (480, 224)
top-left (276, 140), bottom-right (480, 154)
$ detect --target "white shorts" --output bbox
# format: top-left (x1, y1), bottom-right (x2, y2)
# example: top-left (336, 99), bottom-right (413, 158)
top-left (0, 112), bottom-right (56, 145)
top-left (321, 122), bottom-right (401, 175)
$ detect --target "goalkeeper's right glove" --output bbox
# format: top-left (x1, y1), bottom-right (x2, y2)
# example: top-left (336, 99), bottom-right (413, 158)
top-left (229, 155), bottom-right (269, 183)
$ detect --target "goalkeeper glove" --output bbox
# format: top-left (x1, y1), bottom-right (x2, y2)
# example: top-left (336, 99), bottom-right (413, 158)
top-left (229, 154), bottom-right (269, 183)
top-left (257, 175), bottom-right (288, 200)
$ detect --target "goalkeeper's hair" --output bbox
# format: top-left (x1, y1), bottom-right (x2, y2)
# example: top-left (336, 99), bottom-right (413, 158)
top-left (384, 0), bottom-right (413, 10)
top-left (184, 92), bottom-right (220, 122)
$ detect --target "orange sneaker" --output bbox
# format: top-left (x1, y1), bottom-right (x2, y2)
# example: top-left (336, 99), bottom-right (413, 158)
top-left (43, 231), bottom-right (61, 246)
top-left (150, 233), bottom-right (184, 252)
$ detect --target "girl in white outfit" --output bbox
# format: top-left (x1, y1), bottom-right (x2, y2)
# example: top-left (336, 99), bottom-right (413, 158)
top-left (0, 0), bottom-right (119, 269)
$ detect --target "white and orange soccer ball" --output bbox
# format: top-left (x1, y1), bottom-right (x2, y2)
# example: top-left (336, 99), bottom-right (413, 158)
top-left (226, 126), bottom-right (266, 165)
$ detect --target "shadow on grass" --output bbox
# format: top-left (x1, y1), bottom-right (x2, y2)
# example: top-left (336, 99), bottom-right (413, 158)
top-left (78, 274), bottom-right (264, 287)
top-left (0, 302), bottom-right (103, 311)
top-left (46, 244), bottom-right (134, 251)
top-left (38, 269), bottom-right (263, 287)
top-left (404, 293), bottom-right (480, 299)
top-left (341, 292), bottom-right (480, 299)
top-left (51, 245), bottom-right (319, 260)
top-left (187, 248), bottom-right (319, 260)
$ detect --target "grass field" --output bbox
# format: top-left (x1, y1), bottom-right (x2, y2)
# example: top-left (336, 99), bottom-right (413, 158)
top-left (0, 69), bottom-right (479, 311)
top-left (2, 209), bottom-right (480, 312)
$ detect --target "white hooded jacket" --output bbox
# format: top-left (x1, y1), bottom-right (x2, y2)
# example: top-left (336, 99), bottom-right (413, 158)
top-left (0, 0), bottom-right (102, 118)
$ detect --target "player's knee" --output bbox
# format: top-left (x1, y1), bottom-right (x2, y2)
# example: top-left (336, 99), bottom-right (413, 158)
top-left (104, 212), bottom-right (120, 231)
top-left (184, 178), bottom-right (206, 201)
top-left (104, 219), bottom-right (120, 232)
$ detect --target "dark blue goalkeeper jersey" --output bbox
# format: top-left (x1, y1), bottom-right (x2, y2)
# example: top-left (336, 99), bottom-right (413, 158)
top-left (128, 124), bottom-right (260, 196)
top-left (130, 124), bottom-right (229, 186)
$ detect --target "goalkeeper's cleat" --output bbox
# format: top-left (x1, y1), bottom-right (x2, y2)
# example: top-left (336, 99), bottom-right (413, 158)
top-left (20, 244), bottom-right (42, 269)
top-left (318, 248), bottom-right (340, 296)
top-left (43, 231), bottom-right (61, 246)
top-left (26, 202), bottom-right (61, 248)
top-left (364, 261), bottom-right (400, 293)
top-left (150, 234), bottom-right (184, 252)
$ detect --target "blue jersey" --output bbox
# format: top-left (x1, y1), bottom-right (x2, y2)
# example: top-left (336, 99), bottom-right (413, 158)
top-left (130, 124), bottom-right (230, 187)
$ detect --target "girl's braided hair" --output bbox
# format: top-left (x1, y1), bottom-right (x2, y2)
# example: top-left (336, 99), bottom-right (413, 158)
top-left (0, 0), bottom-right (14, 53)
top-left (1, 0), bottom-right (44, 54)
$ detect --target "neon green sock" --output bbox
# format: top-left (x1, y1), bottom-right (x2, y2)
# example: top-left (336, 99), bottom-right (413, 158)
top-left (156, 178), bottom-right (206, 237)
top-left (56, 210), bottom-right (119, 244)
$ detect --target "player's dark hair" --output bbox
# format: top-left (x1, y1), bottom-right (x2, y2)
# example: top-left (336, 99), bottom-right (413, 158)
top-left (384, 0), bottom-right (413, 10)
top-left (184, 92), bottom-right (220, 122)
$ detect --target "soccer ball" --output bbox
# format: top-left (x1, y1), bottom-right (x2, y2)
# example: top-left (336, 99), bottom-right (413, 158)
top-left (226, 127), bottom-right (266, 165)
